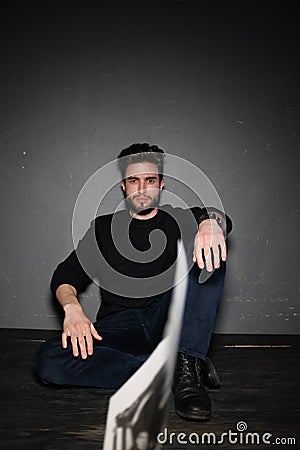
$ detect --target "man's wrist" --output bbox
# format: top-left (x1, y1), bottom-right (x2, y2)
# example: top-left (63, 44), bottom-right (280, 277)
top-left (198, 214), bottom-right (225, 235)
top-left (55, 284), bottom-right (81, 311)
top-left (207, 212), bottom-right (223, 229)
top-left (63, 302), bottom-right (82, 314)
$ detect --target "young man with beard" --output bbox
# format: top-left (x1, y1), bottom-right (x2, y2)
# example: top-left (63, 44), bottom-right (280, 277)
top-left (34, 143), bottom-right (232, 421)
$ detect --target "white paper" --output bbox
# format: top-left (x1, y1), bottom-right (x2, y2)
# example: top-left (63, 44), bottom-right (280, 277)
top-left (103, 241), bottom-right (188, 450)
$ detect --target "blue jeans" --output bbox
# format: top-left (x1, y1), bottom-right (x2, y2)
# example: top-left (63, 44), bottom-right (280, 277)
top-left (34, 262), bottom-right (226, 389)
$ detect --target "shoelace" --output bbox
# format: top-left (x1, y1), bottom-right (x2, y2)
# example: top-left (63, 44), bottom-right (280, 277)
top-left (177, 354), bottom-right (198, 383)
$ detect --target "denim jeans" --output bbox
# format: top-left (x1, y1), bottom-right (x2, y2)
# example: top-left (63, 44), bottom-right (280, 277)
top-left (34, 262), bottom-right (226, 389)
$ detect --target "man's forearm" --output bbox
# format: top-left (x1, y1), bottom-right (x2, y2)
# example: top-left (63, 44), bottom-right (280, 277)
top-left (55, 284), bottom-right (82, 312)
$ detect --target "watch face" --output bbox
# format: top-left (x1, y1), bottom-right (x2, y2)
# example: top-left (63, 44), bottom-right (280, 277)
top-left (209, 213), bottom-right (222, 226)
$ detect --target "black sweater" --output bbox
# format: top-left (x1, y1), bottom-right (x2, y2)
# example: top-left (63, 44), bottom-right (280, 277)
top-left (51, 205), bottom-right (232, 319)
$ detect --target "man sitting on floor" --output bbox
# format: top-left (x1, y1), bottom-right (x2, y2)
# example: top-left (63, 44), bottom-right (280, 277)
top-left (34, 143), bottom-right (232, 421)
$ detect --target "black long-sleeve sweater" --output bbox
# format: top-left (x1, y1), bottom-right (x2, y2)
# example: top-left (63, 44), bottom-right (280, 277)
top-left (51, 205), bottom-right (232, 319)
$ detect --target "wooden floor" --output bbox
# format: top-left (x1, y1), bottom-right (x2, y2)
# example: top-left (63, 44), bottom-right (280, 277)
top-left (0, 329), bottom-right (299, 450)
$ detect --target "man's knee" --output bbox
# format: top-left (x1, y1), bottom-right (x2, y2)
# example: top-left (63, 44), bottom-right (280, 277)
top-left (33, 337), bottom-right (64, 385)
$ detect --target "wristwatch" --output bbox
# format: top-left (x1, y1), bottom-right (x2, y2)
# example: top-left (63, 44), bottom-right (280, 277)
top-left (208, 212), bottom-right (223, 229)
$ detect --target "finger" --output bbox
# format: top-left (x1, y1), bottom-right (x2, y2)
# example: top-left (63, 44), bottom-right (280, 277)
top-left (85, 333), bottom-right (94, 356)
top-left (203, 245), bottom-right (213, 272)
top-left (77, 336), bottom-right (88, 359)
top-left (194, 246), bottom-right (205, 269)
top-left (71, 336), bottom-right (79, 357)
top-left (221, 241), bottom-right (227, 261)
top-left (61, 331), bottom-right (68, 349)
top-left (194, 238), bottom-right (205, 268)
top-left (197, 249), bottom-right (205, 269)
top-left (91, 323), bottom-right (102, 341)
top-left (193, 250), bottom-right (196, 263)
top-left (212, 244), bottom-right (220, 269)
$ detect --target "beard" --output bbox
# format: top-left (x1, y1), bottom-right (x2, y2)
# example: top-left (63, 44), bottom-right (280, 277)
top-left (125, 191), bottom-right (161, 216)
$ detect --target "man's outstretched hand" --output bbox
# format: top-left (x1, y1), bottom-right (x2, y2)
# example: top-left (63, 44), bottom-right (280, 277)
top-left (62, 303), bottom-right (102, 359)
top-left (193, 219), bottom-right (227, 272)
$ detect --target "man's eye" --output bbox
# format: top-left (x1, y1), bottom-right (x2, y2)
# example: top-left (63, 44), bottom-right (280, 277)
top-left (148, 179), bottom-right (155, 184)
top-left (129, 179), bottom-right (137, 184)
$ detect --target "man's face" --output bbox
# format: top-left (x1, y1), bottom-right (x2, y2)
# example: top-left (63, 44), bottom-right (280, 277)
top-left (121, 162), bottom-right (164, 216)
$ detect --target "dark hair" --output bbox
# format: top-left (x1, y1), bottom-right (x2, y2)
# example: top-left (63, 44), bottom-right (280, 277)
top-left (117, 143), bottom-right (165, 181)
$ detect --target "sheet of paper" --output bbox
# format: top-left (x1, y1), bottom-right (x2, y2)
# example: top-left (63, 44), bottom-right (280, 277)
top-left (103, 241), bottom-right (188, 450)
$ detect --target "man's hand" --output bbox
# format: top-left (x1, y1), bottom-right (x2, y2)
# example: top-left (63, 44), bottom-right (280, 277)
top-left (62, 303), bottom-right (102, 359)
top-left (193, 219), bottom-right (227, 272)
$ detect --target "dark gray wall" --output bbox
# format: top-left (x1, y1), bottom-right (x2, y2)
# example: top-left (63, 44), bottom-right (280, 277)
top-left (1, 1), bottom-right (299, 333)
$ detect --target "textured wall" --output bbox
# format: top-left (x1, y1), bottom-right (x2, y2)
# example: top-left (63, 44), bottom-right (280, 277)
top-left (0, 1), bottom-right (299, 333)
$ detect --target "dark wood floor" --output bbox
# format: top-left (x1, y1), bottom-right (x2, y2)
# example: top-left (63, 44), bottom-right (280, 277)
top-left (0, 329), bottom-right (299, 450)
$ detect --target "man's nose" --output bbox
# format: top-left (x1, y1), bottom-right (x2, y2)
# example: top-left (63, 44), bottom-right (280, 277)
top-left (138, 180), bottom-right (146, 192)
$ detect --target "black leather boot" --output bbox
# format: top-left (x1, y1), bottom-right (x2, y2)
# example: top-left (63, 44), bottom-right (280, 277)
top-left (199, 357), bottom-right (220, 389)
top-left (173, 352), bottom-right (211, 421)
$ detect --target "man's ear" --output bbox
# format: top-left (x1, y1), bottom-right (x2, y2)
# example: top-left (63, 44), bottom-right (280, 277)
top-left (120, 180), bottom-right (125, 192)
top-left (160, 180), bottom-right (165, 190)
